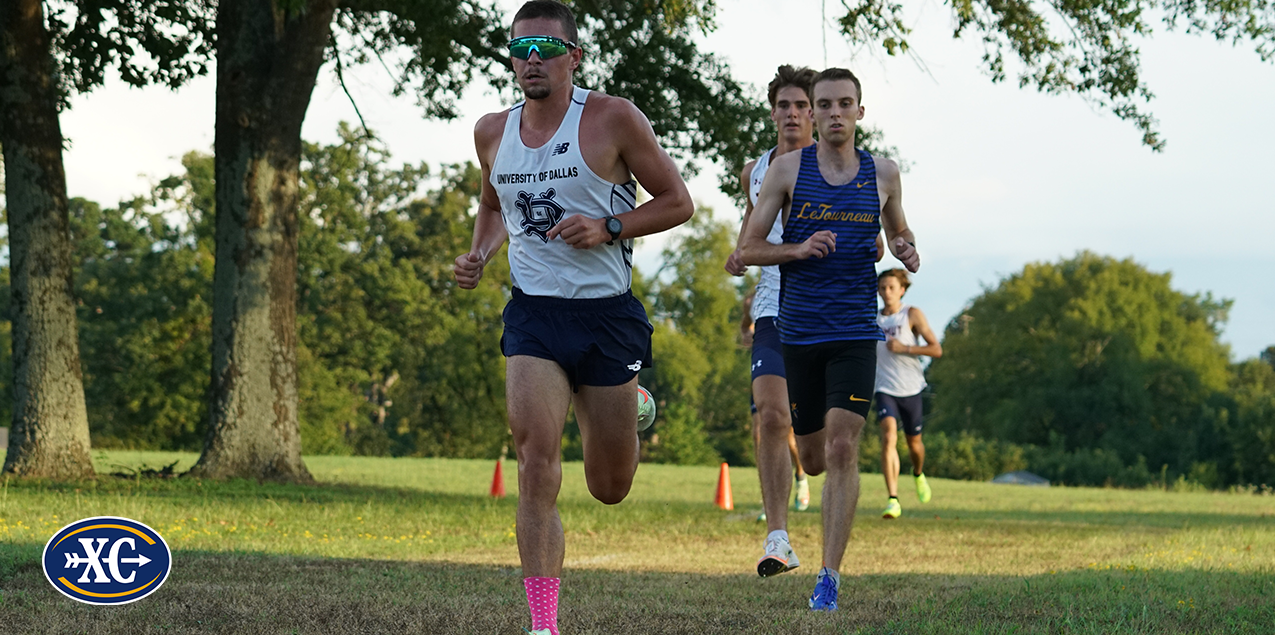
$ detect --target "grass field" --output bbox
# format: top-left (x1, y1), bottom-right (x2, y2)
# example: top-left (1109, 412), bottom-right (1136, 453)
top-left (1, 450), bottom-right (1272, 634)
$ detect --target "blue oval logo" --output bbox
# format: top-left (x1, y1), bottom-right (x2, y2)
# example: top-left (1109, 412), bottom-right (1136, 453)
top-left (42, 516), bottom-right (171, 605)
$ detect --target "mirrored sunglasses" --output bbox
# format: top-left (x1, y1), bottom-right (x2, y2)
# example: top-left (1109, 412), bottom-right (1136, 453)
top-left (508, 35), bottom-right (577, 60)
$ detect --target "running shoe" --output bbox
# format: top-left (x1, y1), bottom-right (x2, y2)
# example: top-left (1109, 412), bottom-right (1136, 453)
top-left (794, 476), bottom-right (810, 512)
top-left (756, 535), bottom-right (800, 577)
top-left (882, 498), bottom-right (902, 519)
top-left (524, 630), bottom-right (552, 635)
top-left (808, 571), bottom-right (839, 611)
top-left (915, 473), bottom-right (932, 503)
top-left (756, 511), bottom-right (767, 522)
top-left (636, 385), bottom-right (657, 432)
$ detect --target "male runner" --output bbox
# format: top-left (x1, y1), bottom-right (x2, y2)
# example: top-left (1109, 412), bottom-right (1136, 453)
top-left (875, 268), bottom-right (943, 519)
top-left (452, 2), bottom-right (692, 634)
top-left (740, 68), bottom-right (919, 612)
top-left (724, 66), bottom-right (818, 576)
top-left (740, 289), bottom-right (811, 520)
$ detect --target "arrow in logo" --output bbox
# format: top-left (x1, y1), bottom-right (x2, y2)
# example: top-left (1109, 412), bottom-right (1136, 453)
top-left (117, 554), bottom-right (152, 567)
top-left (64, 553), bottom-right (92, 569)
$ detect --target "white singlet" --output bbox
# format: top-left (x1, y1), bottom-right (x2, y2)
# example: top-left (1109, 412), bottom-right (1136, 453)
top-left (748, 147), bottom-right (785, 321)
top-left (490, 86), bottom-right (637, 299)
top-left (876, 305), bottom-right (927, 397)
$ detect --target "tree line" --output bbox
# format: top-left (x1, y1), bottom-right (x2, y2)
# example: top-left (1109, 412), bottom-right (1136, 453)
top-left (925, 253), bottom-right (1275, 489)
top-left (2, 128), bottom-right (1272, 490)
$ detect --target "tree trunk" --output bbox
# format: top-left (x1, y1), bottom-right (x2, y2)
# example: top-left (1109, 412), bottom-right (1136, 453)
top-left (188, 0), bottom-right (338, 481)
top-left (0, 0), bottom-right (95, 479)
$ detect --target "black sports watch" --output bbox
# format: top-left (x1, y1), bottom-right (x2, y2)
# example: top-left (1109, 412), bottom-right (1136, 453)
top-left (604, 215), bottom-right (623, 245)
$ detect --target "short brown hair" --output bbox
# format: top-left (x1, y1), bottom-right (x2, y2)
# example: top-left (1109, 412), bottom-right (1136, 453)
top-left (512, 0), bottom-right (578, 43)
top-left (767, 65), bottom-right (816, 107)
top-left (812, 67), bottom-right (862, 103)
top-left (878, 268), bottom-right (911, 289)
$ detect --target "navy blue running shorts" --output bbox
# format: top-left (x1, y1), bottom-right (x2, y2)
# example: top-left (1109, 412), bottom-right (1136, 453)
top-left (874, 391), bottom-right (924, 437)
top-left (749, 317), bottom-right (787, 414)
top-left (782, 339), bottom-right (877, 436)
top-left (501, 287), bottom-right (653, 391)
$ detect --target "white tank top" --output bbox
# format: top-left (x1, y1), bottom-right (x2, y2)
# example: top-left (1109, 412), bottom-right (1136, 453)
top-left (748, 147), bottom-right (785, 320)
top-left (490, 86), bottom-right (637, 298)
top-left (875, 305), bottom-right (927, 397)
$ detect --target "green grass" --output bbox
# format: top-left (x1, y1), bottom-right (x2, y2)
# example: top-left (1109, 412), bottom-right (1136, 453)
top-left (1, 450), bottom-right (1273, 633)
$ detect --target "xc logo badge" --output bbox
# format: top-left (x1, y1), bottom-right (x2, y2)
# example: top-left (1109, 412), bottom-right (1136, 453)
top-left (42, 516), bottom-right (172, 605)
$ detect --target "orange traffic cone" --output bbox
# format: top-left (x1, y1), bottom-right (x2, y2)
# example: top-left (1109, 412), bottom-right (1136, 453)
top-left (490, 458), bottom-right (506, 498)
top-left (715, 462), bottom-right (733, 510)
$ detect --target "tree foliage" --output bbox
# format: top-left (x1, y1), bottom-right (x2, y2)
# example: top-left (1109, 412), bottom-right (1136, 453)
top-left (836, 0), bottom-right (1275, 149)
top-left (639, 210), bottom-right (753, 465)
top-left (927, 252), bottom-right (1241, 484)
top-left (294, 125), bottom-right (510, 458)
top-left (45, 0), bottom-right (214, 97)
top-left (1216, 358), bottom-right (1275, 486)
top-left (71, 184), bottom-right (214, 451)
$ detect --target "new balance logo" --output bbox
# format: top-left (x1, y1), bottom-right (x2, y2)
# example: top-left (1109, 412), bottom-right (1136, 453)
top-left (552, 142), bottom-right (570, 156)
top-left (627, 360), bottom-right (643, 372)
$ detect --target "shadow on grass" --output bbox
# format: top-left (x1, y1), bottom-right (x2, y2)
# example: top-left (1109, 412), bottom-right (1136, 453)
top-left (0, 546), bottom-right (1272, 635)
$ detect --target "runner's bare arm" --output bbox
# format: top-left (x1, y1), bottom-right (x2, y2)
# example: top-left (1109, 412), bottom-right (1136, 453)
top-left (740, 290), bottom-right (755, 346)
top-left (740, 153), bottom-right (834, 265)
top-left (900, 307), bottom-right (943, 358)
top-left (876, 156), bottom-right (919, 272)
top-left (547, 97), bottom-right (692, 248)
top-left (455, 113), bottom-right (510, 289)
top-left (725, 161), bottom-right (756, 276)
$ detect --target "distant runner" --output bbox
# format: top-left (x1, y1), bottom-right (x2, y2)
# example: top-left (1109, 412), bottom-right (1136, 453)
top-left (874, 268), bottom-right (943, 519)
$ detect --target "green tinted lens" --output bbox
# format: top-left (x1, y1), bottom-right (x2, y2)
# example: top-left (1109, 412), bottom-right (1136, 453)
top-left (508, 36), bottom-right (572, 60)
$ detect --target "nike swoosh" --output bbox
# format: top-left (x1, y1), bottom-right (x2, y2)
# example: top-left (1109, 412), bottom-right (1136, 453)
top-left (848, 395), bottom-right (869, 402)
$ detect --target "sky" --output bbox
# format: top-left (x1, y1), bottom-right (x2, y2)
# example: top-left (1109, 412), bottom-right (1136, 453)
top-left (57, 0), bottom-right (1274, 360)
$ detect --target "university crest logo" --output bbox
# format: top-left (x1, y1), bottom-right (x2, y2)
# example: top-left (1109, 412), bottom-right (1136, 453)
top-left (517, 188), bottom-right (566, 243)
top-left (42, 516), bottom-right (172, 605)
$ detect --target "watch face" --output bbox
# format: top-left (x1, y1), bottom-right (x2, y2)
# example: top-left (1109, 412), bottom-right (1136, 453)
top-left (606, 217), bottom-right (622, 236)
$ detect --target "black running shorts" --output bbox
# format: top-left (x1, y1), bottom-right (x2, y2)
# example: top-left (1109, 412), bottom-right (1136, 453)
top-left (501, 287), bottom-right (653, 390)
top-left (874, 391), bottom-right (924, 437)
top-left (782, 339), bottom-right (877, 436)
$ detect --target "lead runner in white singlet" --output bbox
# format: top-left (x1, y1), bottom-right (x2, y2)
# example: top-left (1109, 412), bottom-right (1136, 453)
top-left (490, 85), bottom-right (639, 298)
top-left (452, 3), bottom-right (693, 634)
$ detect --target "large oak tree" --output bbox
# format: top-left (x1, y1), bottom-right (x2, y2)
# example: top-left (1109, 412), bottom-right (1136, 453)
top-left (0, 0), bottom-right (210, 478)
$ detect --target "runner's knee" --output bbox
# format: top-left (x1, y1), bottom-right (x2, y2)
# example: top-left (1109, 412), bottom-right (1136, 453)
top-left (880, 421), bottom-right (898, 445)
top-left (517, 454), bottom-right (562, 500)
top-left (755, 402), bottom-right (791, 436)
top-left (799, 446), bottom-right (825, 476)
top-left (585, 470), bottom-right (633, 505)
top-left (825, 433), bottom-right (858, 466)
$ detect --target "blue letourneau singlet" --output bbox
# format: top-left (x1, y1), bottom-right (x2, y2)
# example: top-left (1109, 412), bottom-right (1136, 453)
top-left (778, 145), bottom-right (886, 345)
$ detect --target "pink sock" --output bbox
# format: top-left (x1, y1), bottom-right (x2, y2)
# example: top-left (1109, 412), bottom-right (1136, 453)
top-left (524, 577), bottom-right (560, 635)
